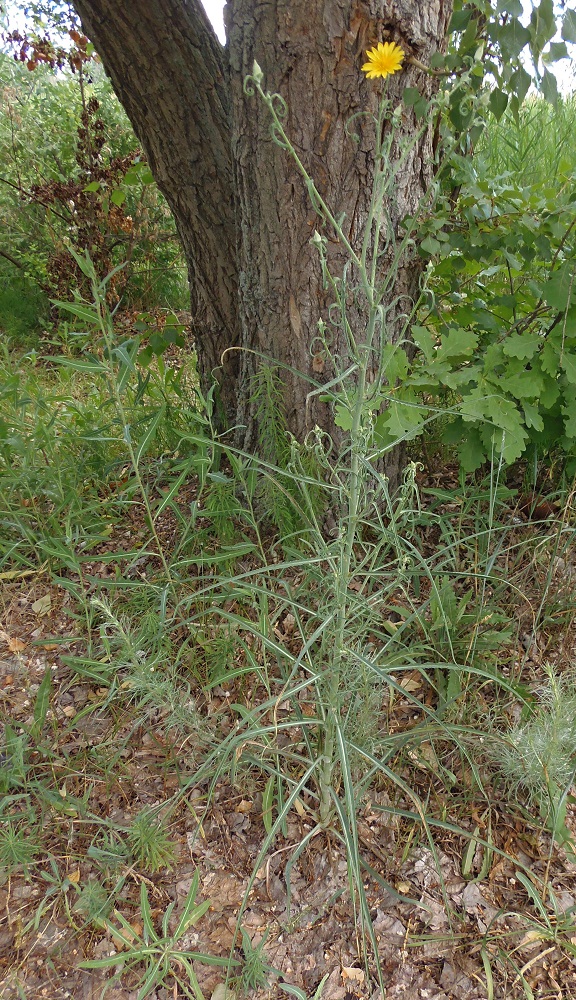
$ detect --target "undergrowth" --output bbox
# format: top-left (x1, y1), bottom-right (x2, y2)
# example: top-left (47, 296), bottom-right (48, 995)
top-left (2, 93), bottom-right (576, 1000)
top-left (3, 270), bottom-right (576, 997)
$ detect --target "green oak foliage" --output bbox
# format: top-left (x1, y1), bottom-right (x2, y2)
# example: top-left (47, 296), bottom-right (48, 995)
top-left (375, 150), bottom-right (576, 471)
top-left (371, 1), bottom-right (576, 472)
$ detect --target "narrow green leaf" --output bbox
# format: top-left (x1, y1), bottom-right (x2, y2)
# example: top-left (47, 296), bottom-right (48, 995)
top-left (140, 882), bottom-right (156, 940)
top-left (480, 948), bottom-right (495, 1000)
top-left (50, 357), bottom-right (106, 373)
top-left (262, 775), bottom-right (275, 835)
top-left (51, 301), bottom-right (100, 325)
top-left (31, 667), bottom-right (52, 740)
top-left (177, 898), bottom-right (210, 938)
top-left (135, 406), bottom-right (165, 466)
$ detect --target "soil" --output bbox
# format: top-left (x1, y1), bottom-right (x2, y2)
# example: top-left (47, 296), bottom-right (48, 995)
top-left (2, 476), bottom-right (576, 1000)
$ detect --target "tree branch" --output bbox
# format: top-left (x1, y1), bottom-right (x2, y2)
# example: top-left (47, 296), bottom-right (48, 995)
top-left (0, 248), bottom-right (24, 270)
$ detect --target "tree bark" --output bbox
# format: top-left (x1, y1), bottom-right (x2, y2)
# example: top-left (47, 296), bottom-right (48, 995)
top-left (227, 0), bottom-right (452, 485)
top-left (72, 0), bottom-right (241, 422)
top-left (72, 0), bottom-right (452, 490)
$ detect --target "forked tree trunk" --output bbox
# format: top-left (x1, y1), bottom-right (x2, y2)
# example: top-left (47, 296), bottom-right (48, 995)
top-left (72, 0), bottom-right (451, 491)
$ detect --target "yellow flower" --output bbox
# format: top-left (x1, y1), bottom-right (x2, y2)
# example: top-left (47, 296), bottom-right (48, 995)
top-left (362, 41), bottom-right (405, 80)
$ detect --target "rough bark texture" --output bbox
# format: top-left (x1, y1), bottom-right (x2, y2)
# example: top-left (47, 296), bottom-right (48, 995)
top-left (72, 0), bottom-right (452, 489)
top-left (227, 0), bottom-right (452, 487)
top-left (72, 0), bottom-right (241, 421)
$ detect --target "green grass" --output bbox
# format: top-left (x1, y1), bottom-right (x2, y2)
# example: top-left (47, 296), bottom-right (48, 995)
top-left (476, 93), bottom-right (576, 186)
top-left (0, 272), bottom-right (49, 345)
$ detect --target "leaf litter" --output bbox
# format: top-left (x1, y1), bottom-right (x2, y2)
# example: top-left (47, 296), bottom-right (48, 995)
top-left (2, 475), bottom-right (576, 999)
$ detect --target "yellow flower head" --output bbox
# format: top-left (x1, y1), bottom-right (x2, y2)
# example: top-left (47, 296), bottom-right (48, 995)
top-left (362, 41), bottom-right (405, 80)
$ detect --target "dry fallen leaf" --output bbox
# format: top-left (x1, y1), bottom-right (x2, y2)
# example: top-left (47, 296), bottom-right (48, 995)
top-left (111, 918), bottom-right (143, 951)
top-left (519, 928), bottom-right (547, 948)
top-left (282, 613), bottom-right (296, 634)
top-left (32, 593), bottom-right (52, 616)
top-left (7, 636), bottom-right (26, 653)
top-left (342, 967), bottom-right (365, 984)
top-left (293, 797), bottom-right (307, 818)
top-left (211, 984), bottom-right (237, 1000)
top-left (0, 564), bottom-right (47, 581)
top-left (399, 675), bottom-right (421, 692)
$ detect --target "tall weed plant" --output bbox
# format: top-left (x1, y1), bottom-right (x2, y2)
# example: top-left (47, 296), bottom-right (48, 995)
top-left (13, 83), bottom-right (563, 992)
top-left (150, 64), bottom-right (531, 979)
top-left (219, 61), bottom-right (501, 825)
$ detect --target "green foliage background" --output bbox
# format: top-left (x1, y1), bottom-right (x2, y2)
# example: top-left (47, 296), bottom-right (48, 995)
top-left (0, 49), bottom-right (187, 342)
top-left (377, 95), bottom-right (576, 474)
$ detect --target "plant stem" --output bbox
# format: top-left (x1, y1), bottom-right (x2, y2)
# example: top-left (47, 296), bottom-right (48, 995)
top-left (94, 287), bottom-right (175, 592)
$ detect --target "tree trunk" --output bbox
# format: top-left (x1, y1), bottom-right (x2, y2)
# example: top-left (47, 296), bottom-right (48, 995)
top-left (72, 0), bottom-right (241, 422)
top-left (72, 0), bottom-right (451, 490)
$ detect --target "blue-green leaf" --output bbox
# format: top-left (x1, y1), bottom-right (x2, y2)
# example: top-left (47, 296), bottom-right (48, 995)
top-left (561, 8), bottom-right (576, 42)
top-left (541, 68), bottom-right (559, 107)
top-left (489, 88), bottom-right (508, 120)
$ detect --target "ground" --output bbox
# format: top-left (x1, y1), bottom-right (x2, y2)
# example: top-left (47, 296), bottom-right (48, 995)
top-left (2, 464), bottom-right (576, 1000)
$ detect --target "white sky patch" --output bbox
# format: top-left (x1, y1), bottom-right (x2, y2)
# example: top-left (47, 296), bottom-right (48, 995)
top-left (201, 0), bottom-right (226, 43)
